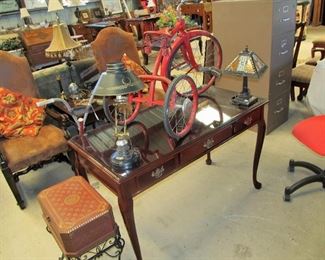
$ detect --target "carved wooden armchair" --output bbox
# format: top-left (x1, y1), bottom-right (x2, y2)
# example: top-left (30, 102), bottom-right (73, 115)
top-left (0, 51), bottom-right (70, 209)
top-left (91, 27), bottom-right (141, 73)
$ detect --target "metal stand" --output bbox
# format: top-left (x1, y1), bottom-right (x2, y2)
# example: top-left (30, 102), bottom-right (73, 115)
top-left (231, 76), bottom-right (258, 107)
top-left (59, 232), bottom-right (125, 260)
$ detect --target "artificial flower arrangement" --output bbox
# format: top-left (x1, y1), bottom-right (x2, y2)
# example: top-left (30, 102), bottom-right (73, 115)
top-left (156, 5), bottom-right (196, 29)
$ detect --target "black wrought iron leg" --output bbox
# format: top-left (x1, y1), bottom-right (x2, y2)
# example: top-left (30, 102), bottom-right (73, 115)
top-left (2, 168), bottom-right (25, 209)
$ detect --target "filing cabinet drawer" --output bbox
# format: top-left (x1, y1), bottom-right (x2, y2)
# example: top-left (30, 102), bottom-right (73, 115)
top-left (266, 93), bottom-right (289, 133)
top-left (269, 65), bottom-right (292, 98)
top-left (180, 126), bottom-right (233, 164)
top-left (272, 0), bottom-right (296, 35)
top-left (271, 31), bottom-right (295, 68)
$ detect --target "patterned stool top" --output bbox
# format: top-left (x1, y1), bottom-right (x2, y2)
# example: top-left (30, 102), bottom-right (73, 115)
top-left (38, 176), bottom-right (110, 233)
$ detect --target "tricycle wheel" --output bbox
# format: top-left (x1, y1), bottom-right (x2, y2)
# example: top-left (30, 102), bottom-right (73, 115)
top-left (103, 92), bottom-right (142, 125)
top-left (163, 75), bottom-right (198, 139)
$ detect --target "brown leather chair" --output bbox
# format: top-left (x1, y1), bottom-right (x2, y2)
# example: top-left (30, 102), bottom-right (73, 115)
top-left (305, 38), bottom-right (325, 66)
top-left (91, 27), bottom-right (141, 72)
top-left (291, 22), bottom-right (315, 101)
top-left (0, 51), bottom-right (69, 209)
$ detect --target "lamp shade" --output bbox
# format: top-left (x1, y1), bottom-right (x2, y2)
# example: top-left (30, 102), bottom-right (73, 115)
top-left (93, 63), bottom-right (144, 96)
top-left (20, 8), bottom-right (30, 18)
top-left (48, 0), bottom-right (64, 12)
top-left (45, 23), bottom-right (82, 58)
top-left (224, 46), bottom-right (267, 78)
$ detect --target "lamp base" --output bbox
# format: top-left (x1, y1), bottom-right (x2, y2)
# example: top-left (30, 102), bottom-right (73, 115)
top-left (231, 94), bottom-right (258, 107)
top-left (110, 138), bottom-right (141, 172)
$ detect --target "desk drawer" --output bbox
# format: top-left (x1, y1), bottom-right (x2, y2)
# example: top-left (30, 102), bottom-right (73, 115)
top-left (233, 109), bottom-right (262, 134)
top-left (180, 126), bottom-right (232, 164)
top-left (137, 156), bottom-right (178, 191)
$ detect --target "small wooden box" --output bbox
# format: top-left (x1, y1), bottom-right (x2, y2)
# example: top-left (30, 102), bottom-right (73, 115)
top-left (38, 176), bottom-right (117, 257)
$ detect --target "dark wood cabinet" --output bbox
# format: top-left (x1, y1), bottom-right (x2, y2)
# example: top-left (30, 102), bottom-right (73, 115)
top-left (19, 27), bottom-right (59, 70)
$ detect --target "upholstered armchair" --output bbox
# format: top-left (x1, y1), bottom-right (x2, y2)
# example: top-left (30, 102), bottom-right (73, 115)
top-left (0, 51), bottom-right (70, 209)
top-left (91, 27), bottom-right (165, 103)
top-left (91, 27), bottom-right (141, 73)
top-left (291, 22), bottom-right (316, 101)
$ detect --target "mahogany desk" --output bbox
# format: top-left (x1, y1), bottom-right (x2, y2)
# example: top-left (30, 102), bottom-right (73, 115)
top-left (68, 88), bottom-right (267, 260)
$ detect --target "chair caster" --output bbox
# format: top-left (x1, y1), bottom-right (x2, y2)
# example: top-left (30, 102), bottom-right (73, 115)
top-left (288, 159), bottom-right (295, 172)
top-left (284, 187), bottom-right (291, 202)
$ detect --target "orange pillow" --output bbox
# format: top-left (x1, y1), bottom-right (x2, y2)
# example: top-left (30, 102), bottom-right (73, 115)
top-left (0, 87), bottom-right (45, 138)
top-left (121, 53), bottom-right (147, 76)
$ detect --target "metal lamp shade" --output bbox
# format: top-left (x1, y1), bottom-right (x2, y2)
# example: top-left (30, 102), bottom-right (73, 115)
top-left (45, 23), bottom-right (82, 58)
top-left (224, 46), bottom-right (267, 78)
top-left (93, 63), bottom-right (145, 96)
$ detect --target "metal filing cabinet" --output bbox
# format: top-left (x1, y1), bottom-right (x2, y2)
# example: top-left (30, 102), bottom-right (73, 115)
top-left (212, 0), bottom-right (296, 133)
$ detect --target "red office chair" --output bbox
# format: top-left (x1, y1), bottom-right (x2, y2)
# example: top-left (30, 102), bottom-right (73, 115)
top-left (284, 115), bottom-right (325, 201)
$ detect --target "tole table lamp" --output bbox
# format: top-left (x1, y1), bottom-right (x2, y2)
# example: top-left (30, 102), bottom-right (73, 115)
top-left (224, 46), bottom-right (267, 107)
top-left (85, 62), bottom-right (144, 172)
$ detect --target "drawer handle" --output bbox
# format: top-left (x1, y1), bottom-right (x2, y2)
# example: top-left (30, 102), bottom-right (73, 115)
top-left (279, 50), bottom-right (288, 55)
top-left (244, 116), bottom-right (253, 126)
top-left (151, 166), bottom-right (164, 179)
top-left (203, 138), bottom-right (214, 149)
top-left (282, 17), bottom-right (290, 22)
top-left (276, 80), bottom-right (286, 86)
top-left (274, 107), bottom-right (284, 114)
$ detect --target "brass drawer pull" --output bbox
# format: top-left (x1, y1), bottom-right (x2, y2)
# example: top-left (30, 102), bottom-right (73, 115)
top-left (151, 166), bottom-right (164, 179)
top-left (203, 138), bottom-right (214, 149)
top-left (244, 116), bottom-right (253, 126)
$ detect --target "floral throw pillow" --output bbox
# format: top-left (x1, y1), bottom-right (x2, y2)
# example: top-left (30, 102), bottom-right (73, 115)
top-left (0, 87), bottom-right (45, 138)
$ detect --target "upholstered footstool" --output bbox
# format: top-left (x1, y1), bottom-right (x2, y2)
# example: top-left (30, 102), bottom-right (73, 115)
top-left (38, 176), bottom-right (124, 260)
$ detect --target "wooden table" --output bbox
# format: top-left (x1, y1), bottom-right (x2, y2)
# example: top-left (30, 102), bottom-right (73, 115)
top-left (68, 87), bottom-right (267, 260)
top-left (124, 14), bottom-right (161, 41)
top-left (180, 2), bottom-right (213, 32)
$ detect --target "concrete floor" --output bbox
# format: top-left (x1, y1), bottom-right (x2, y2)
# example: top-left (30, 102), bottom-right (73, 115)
top-left (1, 27), bottom-right (324, 260)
